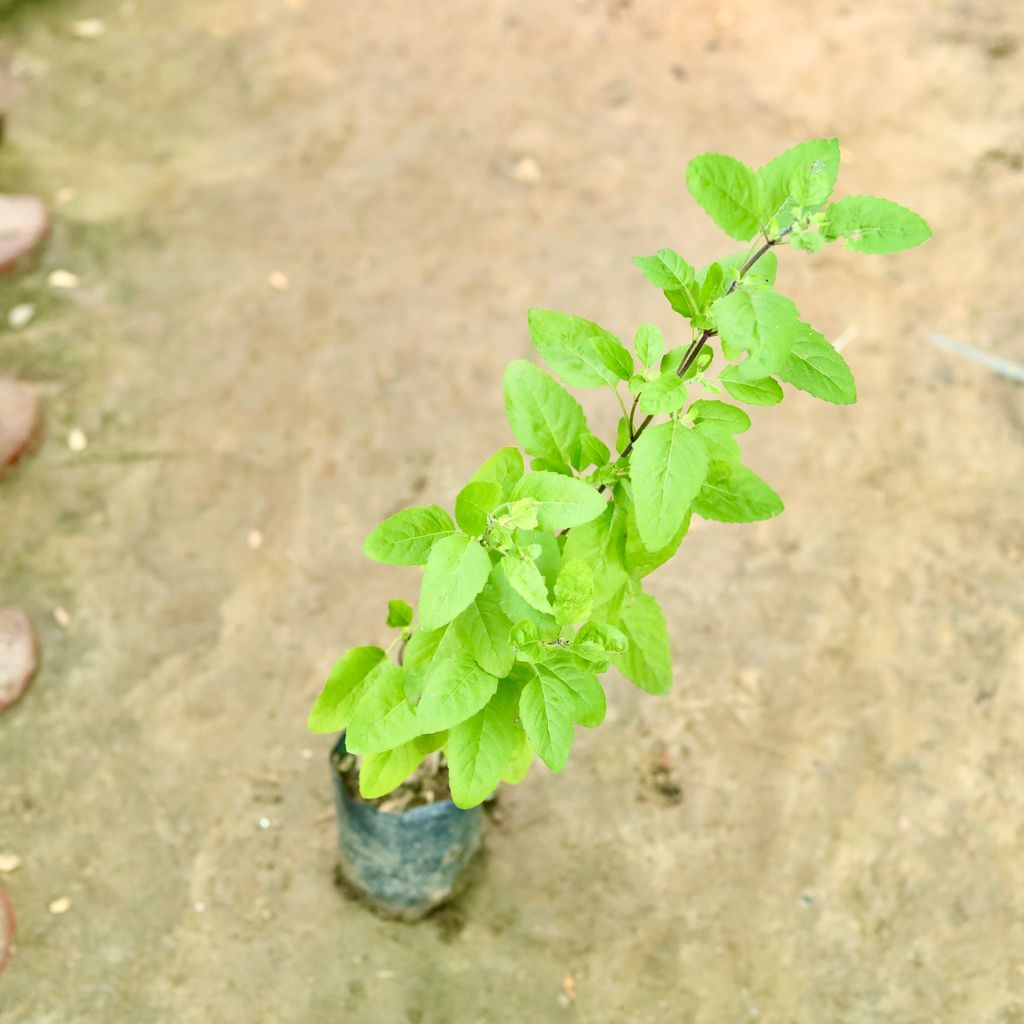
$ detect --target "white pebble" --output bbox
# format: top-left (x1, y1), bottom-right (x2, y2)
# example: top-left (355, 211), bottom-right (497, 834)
top-left (49, 896), bottom-right (71, 915)
top-left (7, 303), bottom-right (36, 329)
top-left (300, 748), bottom-right (313, 761)
top-left (53, 606), bottom-right (72, 628)
top-left (48, 269), bottom-right (80, 290)
top-left (70, 18), bottom-right (105, 39)
top-left (512, 156), bottom-right (542, 184)
top-left (194, 901), bottom-right (206, 913)
top-left (267, 271), bottom-right (290, 291)
top-left (67, 428), bottom-right (88, 452)
top-left (247, 529), bottom-right (264, 550)
top-left (0, 853), bottom-right (22, 873)
top-left (258, 817), bottom-right (270, 830)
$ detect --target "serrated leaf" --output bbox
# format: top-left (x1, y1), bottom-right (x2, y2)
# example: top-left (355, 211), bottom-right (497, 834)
top-left (576, 620), bottom-right (627, 656)
top-left (527, 308), bottom-right (633, 388)
top-left (511, 471), bottom-right (605, 531)
top-left (446, 682), bottom-right (523, 808)
top-left (686, 153), bottom-right (761, 241)
top-left (629, 419), bottom-right (709, 550)
top-left (363, 505), bottom-right (455, 566)
top-left (758, 138), bottom-right (840, 220)
top-left (633, 323), bottom-right (665, 367)
top-left (553, 558), bottom-right (594, 625)
top-left (358, 741), bottom-right (423, 800)
top-left (614, 593), bottom-right (672, 695)
top-left (537, 655), bottom-right (605, 728)
top-left (824, 195), bottom-right (931, 254)
top-left (454, 580), bottom-right (515, 678)
top-left (688, 398), bottom-right (752, 434)
top-left (307, 646), bottom-right (387, 733)
top-left (638, 372), bottom-right (688, 415)
top-left (519, 668), bottom-right (576, 771)
top-left (694, 462), bottom-right (784, 523)
top-left (633, 248), bottom-right (697, 290)
top-left (345, 660), bottom-right (422, 754)
top-left (415, 653), bottom-right (500, 732)
top-left (386, 599), bottom-right (413, 629)
top-left (503, 360), bottom-right (586, 468)
top-left (471, 446), bottom-right (524, 499)
top-left (419, 534), bottom-right (491, 630)
top-left (500, 552), bottom-right (553, 614)
top-left (719, 367), bottom-right (784, 406)
top-left (713, 287), bottom-right (802, 379)
top-left (778, 324), bottom-right (856, 404)
top-left (455, 480), bottom-right (502, 536)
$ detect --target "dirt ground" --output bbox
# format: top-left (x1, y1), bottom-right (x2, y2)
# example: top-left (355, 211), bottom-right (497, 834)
top-left (1, 0), bottom-right (1023, 1021)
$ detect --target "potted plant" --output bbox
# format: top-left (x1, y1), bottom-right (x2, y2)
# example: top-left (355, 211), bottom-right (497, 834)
top-left (308, 139), bottom-right (931, 919)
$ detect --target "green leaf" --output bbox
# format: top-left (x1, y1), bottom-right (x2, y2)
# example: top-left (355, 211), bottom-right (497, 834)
top-left (363, 505), bottom-right (455, 566)
top-left (307, 646), bottom-right (387, 733)
top-left (629, 419), bottom-right (709, 550)
top-left (778, 324), bottom-right (856, 404)
top-left (693, 421), bottom-right (741, 463)
top-left (358, 741), bottom-right (424, 800)
top-left (453, 579), bottom-right (515, 678)
top-left (633, 323), bottom-right (665, 368)
top-left (713, 287), bottom-right (802, 379)
top-left (633, 248), bottom-right (697, 290)
top-left (511, 471), bottom-right (605, 531)
top-left (757, 138), bottom-right (840, 220)
top-left (503, 360), bottom-right (586, 467)
top-left (446, 682), bottom-right (523, 808)
top-left (719, 367), bottom-right (784, 406)
top-left (553, 558), bottom-right (594, 625)
top-left (699, 261), bottom-right (726, 307)
top-left (418, 534), bottom-right (491, 630)
top-left (345, 660), bottom-right (422, 754)
top-left (502, 730), bottom-right (535, 784)
top-left (619, 482), bottom-right (691, 578)
top-left (527, 308), bottom-right (633, 388)
top-left (824, 195), bottom-right (931, 254)
top-left (576, 432), bottom-right (611, 470)
top-left (694, 462), bottom-right (784, 523)
top-left (471, 447), bottom-right (524, 499)
top-left (386, 599), bottom-right (413, 629)
top-left (638, 372), bottom-right (688, 415)
top-left (537, 656), bottom-right (605, 728)
top-left (561, 502), bottom-right (630, 607)
top-left (686, 153), bottom-right (761, 241)
top-left (455, 480), bottom-right (502, 536)
top-left (415, 653), bottom-right (500, 732)
top-left (688, 398), bottom-right (751, 434)
top-left (516, 528), bottom-right (561, 589)
top-left (717, 249), bottom-right (778, 287)
top-left (615, 593), bottom-right (672, 695)
top-left (492, 562), bottom-right (559, 633)
top-left (576, 621), bottom-right (627, 656)
top-left (500, 553), bottom-right (553, 615)
top-left (519, 668), bottom-right (576, 771)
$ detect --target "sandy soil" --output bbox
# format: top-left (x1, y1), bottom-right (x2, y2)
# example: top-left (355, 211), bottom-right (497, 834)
top-left (1, 0), bottom-right (1023, 1021)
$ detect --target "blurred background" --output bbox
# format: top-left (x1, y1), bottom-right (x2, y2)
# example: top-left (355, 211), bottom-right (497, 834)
top-left (1, 1), bottom-right (1022, 1021)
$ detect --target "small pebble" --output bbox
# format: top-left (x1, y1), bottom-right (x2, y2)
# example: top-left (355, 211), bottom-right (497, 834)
top-left (47, 269), bottom-right (80, 290)
top-left (53, 606), bottom-right (71, 628)
top-left (247, 529), bottom-right (264, 550)
top-left (0, 854), bottom-right (22, 874)
top-left (562, 975), bottom-right (577, 1002)
top-left (257, 817), bottom-right (270, 830)
top-left (70, 18), bottom-right (105, 39)
top-left (7, 303), bottom-right (35, 329)
top-left (67, 428), bottom-right (88, 452)
top-left (48, 897), bottom-right (71, 915)
top-left (300, 748), bottom-right (313, 761)
top-left (512, 156), bottom-right (541, 184)
top-left (194, 901), bottom-right (206, 913)
top-left (267, 271), bottom-right (290, 291)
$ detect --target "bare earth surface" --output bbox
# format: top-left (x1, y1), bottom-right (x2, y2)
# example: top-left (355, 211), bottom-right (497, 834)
top-left (1, 1), bottom-right (1023, 1021)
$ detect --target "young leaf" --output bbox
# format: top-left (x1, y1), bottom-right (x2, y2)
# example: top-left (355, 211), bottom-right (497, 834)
top-left (576, 621), bottom-right (627, 656)
top-left (307, 646), bottom-right (386, 733)
top-left (386, 599), bottom-right (413, 629)
top-left (418, 533), bottom-right (491, 630)
top-left (576, 432), bottom-right (611, 471)
top-left (537, 656), bottom-right (605, 728)
top-left (694, 462), bottom-right (784, 523)
top-left (689, 399), bottom-right (751, 434)
top-left (824, 195), bottom-right (931, 254)
top-left (511, 471), bottom-right (606, 531)
top-left (638, 372), bottom-right (688, 415)
top-left (492, 561), bottom-right (560, 632)
top-left (693, 421), bottom-right (741, 463)
top-left (415, 652), bottom-right (500, 732)
top-left (363, 505), bottom-right (455, 566)
top-left (553, 558), bottom-right (594, 625)
top-left (446, 682), bottom-right (523, 808)
top-left (503, 360), bottom-right (586, 467)
top-left (629, 419), bottom-right (709, 550)
top-left (500, 552), bottom-right (553, 615)
top-left (358, 741), bottom-right (423, 800)
top-left (686, 153), bottom-right (761, 241)
top-left (519, 668), bottom-right (576, 771)
top-left (455, 480), bottom-right (502, 536)
top-left (454, 579), bottom-right (516, 678)
top-left (527, 309), bottom-right (633, 388)
top-left (778, 324), bottom-right (856, 404)
top-left (633, 249), bottom-right (697, 290)
top-left (471, 446), bottom-right (524, 499)
top-left (713, 287), bottom-right (802, 379)
top-left (633, 323), bottom-right (665, 368)
top-left (561, 501), bottom-right (630, 608)
top-left (615, 593), bottom-right (672, 695)
top-left (758, 138), bottom-right (840, 219)
top-left (717, 249), bottom-right (778, 287)
top-left (719, 367), bottom-right (784, 406)
top-left (344, 660), bottom-right (423, 754)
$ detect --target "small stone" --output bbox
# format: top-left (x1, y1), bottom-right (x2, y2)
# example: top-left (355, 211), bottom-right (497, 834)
top-left (247, 529), bottom-right (264, 550)
top-left (194, 901), bottom-right (206, 912)
top-left (299, 748), bottom-right (313, 761)
top-left (70, 18), bottom-right (105, 39)
top-left (0, 378), bottom-right (43, 473)
top-left (512, 156), bottom-right (541, 184)
top-left (267, 270), bottom-right (290, 291)
top-left (0, 608), bottom-right (38, 712)
top-left (48, 896), bottom-right (71, 915)
top-left (257, 817), bottom-right (270, 830)
top-left (738, 667), bottom-right (762, 689)
top-left (562, 975), bottom-right (577, 1002)
top-left (67, 428), bottom-right (88, 452)
top-left (7, 303), bottom-right (35, 329)
top-left (47, 269), bottom-right (80, 289)
top-left (53, 606), bottom-right (71, 628)
top-left (0, 853), bottom-right (21, 874)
